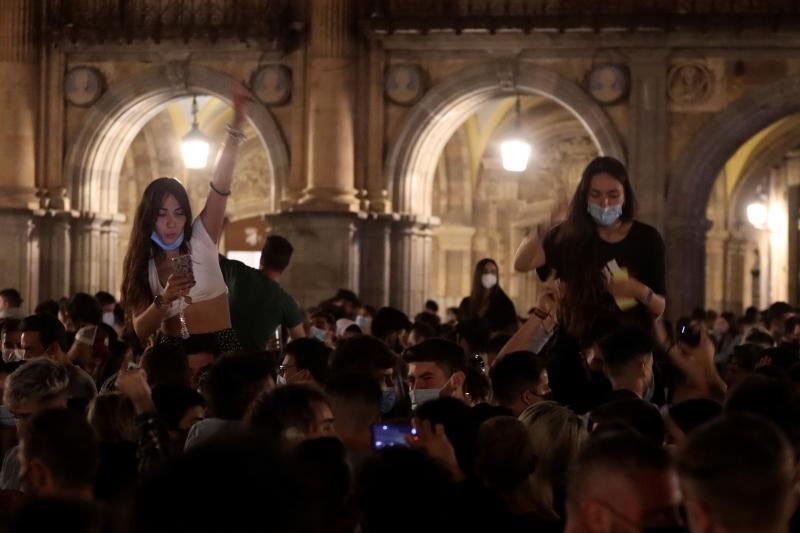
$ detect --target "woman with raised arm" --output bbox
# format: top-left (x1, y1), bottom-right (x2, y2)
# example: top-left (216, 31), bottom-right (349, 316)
top-left (121, 85), bottom-right (250, 359)
top-left (512, 156), bottom-right (666, 412)
top-left (514, 156), bottom-right (665, 336)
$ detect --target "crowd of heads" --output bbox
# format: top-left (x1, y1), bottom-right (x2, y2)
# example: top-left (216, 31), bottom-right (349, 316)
top-left (0, 283), bottom-right (800, 533)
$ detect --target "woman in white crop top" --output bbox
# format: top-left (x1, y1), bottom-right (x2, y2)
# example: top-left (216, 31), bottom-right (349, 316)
top-left (120, 84), bottom-right (250, 358)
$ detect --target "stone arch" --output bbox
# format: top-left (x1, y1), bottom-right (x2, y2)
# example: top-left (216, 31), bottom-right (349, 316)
top-left (64, 62), bottom-right (289, 217)
top-left (666, 76), bottom-right (800, 316)
top-left (727, 116), bottom-right (800, 232)
top-left (386, 61), bottom-right (626, 218)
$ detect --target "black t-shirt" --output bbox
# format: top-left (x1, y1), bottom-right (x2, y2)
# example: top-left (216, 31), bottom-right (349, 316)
top-left (458, 288), bottom-right (518, 334)
top-left (537, 220), bottom-right (666, 331)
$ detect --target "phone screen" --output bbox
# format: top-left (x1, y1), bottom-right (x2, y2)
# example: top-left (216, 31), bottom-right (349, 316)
top-left (370, 423), bottom-right (417, 450)
top-left (172, 254), bottom-right (194, 276)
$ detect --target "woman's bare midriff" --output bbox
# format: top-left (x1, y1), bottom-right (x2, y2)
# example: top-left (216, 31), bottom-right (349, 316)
top-left (161, 292), bottom-right (231, 336)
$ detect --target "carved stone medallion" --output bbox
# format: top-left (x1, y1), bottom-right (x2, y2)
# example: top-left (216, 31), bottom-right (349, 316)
top-left (586, 64), bottom-right (630, 106)
top-left (668, 63), bottom-right (714, 105)
top-left (65, 66), bottom-right (106, 107)
top-left (385, 64), bottom-right (426, 106)
top-left (250, 65), bottom-right (292, 106)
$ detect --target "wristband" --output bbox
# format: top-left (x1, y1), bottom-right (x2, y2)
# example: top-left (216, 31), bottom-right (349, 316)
top-left (209, 181), bottom-right (231, 196)
top-left (154, 294), bottom-right (170, 310)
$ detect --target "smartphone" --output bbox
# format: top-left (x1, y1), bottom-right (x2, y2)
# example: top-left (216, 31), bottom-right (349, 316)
top-left (172, 254), bottom-right (194, 276)
top-left (677, 318), bottom-right (701, 347)
top-left (370, 423), bottom-right (417, 450)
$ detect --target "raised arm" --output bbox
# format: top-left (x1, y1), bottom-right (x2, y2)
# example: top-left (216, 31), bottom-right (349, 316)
top-left (513, 201), bottom-right (566, 273)
top-left (496, 278), bottom-right (561, 362)
top-left (513, 232), bottom-right (547, 273)
top-left (200, 82), bottom-right (251, 244)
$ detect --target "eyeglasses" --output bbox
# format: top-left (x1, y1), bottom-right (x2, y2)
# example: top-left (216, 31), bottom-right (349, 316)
top-left (278, 364), bottom-right (296, 376)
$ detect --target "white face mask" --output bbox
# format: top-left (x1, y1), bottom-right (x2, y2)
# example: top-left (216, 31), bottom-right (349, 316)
top-left (2, 348), bottom-right (24, 363)
top-left (410, 388), bottom-right (440, 411)
top-left (355, 315), bottom-right (372, 332)
top-left (481, 273), bottom-right (498, 289)
top-left (276, 374), bottom-right (287, 386)
top-left (102, 311), bottom-right (116, 327)
top-left (310, 326), bottom-right (328, 344)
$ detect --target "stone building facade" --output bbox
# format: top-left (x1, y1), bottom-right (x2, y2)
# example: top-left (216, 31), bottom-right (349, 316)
top-left (3, 0), bottom-right (800, 317)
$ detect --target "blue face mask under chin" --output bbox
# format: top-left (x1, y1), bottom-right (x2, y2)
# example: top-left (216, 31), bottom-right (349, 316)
top-left (587, 203), bottom-right (623, 227)
top-left (151, 231), bottom-right (185, 251)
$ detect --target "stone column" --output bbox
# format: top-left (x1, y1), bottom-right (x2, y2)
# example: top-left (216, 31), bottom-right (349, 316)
top-left (0, 0), bottom-right (39, 209)
top-left (705, 230), bottom-right (727, 312)
top-left (37, 210), bottom-right (75, 300)
top-left (391, 216), bottom-right (435, 315)
top-left (359, 213), bottom-right (394, 307)
top-left (0, 209), bottom-right (39, 312)
top-left (265, 212), bottom-right (363, 309)
top-left (666, 217), bottom-right (709, 319)
top-left (298, 0), bottom-right (359, 211)
top-left (785, 150), bottom-right (800, 305)
top-left (0, 1), bottom-right (41, 308)
top-left (723, 236), bottom-right (748, 313)
top-left (71, 216), bottom-right (103, 294)
top-left (628, 56), bottom-right (668, 232)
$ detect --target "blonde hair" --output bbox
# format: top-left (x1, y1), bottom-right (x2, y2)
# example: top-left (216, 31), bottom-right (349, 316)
top-left (519, 401), bottom-right (588, 515)
top-left (88, 392), bottom-right (137, 443)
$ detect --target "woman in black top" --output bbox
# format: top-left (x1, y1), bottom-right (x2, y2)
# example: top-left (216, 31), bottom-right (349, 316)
top-left (458, 258), bottom-right (518, 335)
top-left (515, 156), bottom-right (665, 338)
top-left (513, 157), bottom-right (666, 411)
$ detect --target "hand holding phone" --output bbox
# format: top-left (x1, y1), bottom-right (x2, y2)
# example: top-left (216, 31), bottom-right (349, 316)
top-left (370, 423), bottom-right (417, 450)
top-left (172, 254), bottom-right (194, 276)
top-left (677, 318), bottom-right (702, 347)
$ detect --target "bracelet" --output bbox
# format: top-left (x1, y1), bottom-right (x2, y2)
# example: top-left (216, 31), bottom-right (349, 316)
top-left (531, 307), bottom-right (550, 320)
top-left (209, 181), bottom-right (231, 196)
top-left (153, 294), bottom-right (170, 310)
top-left (225, 123), bottom-right (247, 143)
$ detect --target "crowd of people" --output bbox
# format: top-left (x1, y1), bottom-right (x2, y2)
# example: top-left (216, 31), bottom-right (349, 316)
top-left (0, 90), bottom-right (799, 532)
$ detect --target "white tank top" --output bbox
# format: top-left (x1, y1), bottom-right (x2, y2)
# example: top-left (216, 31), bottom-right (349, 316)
top-left (148, 218), bottom-right (228, 319)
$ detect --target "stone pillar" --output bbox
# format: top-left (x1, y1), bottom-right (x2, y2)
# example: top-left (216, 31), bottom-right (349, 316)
top-left (628, 56), bottom-right (668, 232)
top-left (769, 165), bottom-right (789, 304)
top-left (298, 0), bottom-right (358, 211)
top-left (0, 209), bottom-right (39, 313)
top-left (71, 216), bottom-right (103, 294)
top-left (364, 41), bottom-right (390, 213)
top-left (391, 216), bottom-right (435, 315)
top-left (0, 1), bottom-right (41, 308)
top-left (265, 212), bottom-right (363, 309)
top-left (723, 236), bottom-right (748, 313)
top-left (359, 213), bottom-right (393, 307)
top-left (37, 210), bottom-right (75, 300)
top-left (705, 230), bottom-right (727, 312)
top-left (0, 0), bottom-right (39, 210)
top-left (785, 150), bottom-right (800, 305)
top-left (666, 217), bottom-right (709, 319)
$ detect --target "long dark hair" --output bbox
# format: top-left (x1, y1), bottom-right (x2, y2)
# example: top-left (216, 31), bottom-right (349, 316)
top-left (469, 258), bottom-right (499, 316)
top-left (557, 156), bottom-right (637, 337)
top-left (121, 177), bottom-right (193, 319)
